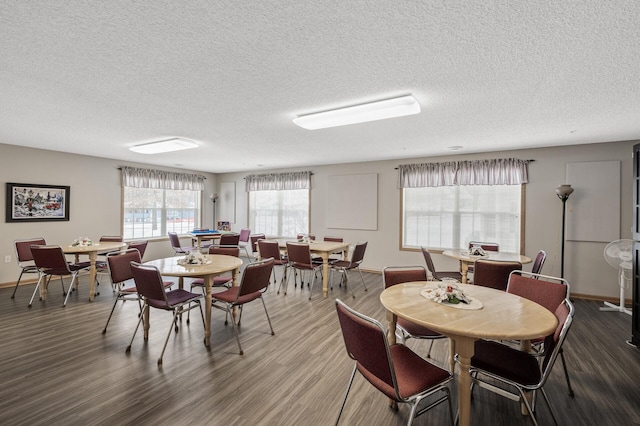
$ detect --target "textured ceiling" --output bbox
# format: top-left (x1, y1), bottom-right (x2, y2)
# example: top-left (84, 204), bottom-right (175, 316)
top-left (1, 1), bottom-right (639, 173)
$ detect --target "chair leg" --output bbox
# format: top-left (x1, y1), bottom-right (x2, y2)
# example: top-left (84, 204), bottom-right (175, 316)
top-left (308, 269), bottom-right (319, 300)
top-left (559, 348), bottom-right (575, 397)
top-left (102, 295), bottom-right (122, 333)
top-left (335, 364), bottom-right (357, 425)
top-left (357, 267), bottom-right (368, 291)
top-left (260, 297), bottom-right (275, 336)
top-left (11, 269), bottom-right (26, 299)
top-left (62, 273), bottom-right (78, 307)
top-left (28, 275), bottom-right (44, 307)
top-left (126, 304), bottom-right (147, 353)
top-left (158, 309), bottom-right (182, 365)
top-left (227, 305), bottom-right (244, 355)
top-left (426, 339), bottom-right (435, 359)
top-left (539, 387), bottom-right (560, 425)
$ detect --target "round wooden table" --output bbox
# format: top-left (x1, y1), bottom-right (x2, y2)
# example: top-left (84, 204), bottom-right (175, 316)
top-left (63, 241), bottom-right (127, 301)
top-left (442, 249), bottom-right (532, 283)
top-left (144, 254), bottom-right (243, 347)
top-left (380, 281), bottom-right (557, 426)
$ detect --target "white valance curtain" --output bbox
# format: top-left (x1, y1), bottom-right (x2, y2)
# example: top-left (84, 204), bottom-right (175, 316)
top-left (398, 158), bottom-right (529, 188)
top-left (245, 171), bottom-right (312, 191)
top-left (121, 166), bottom-right (206, 190)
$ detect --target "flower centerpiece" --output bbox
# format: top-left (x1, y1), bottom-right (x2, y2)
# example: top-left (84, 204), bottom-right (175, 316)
top-left (71, 237), bottom-right (93, 247)
top-left (469, 245), bottom-right (487, 256)
top-left (424, 282), bottom-right (470, 304)
top-left (177, 250), bottom-right (210, 265)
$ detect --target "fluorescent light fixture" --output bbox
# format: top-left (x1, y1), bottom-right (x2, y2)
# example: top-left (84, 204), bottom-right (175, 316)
top-left (293, 95), bottom-right (421, 130)
top-left (129, 138), bottom-right (198, 154)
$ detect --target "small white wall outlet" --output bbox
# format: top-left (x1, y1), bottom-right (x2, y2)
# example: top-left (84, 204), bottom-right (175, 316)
top-left (4, 255), bottom-right (11, 263)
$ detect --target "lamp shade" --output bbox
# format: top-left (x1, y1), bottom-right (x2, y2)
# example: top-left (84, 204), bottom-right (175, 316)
top-left (555, 184), bottom-right (574, 200)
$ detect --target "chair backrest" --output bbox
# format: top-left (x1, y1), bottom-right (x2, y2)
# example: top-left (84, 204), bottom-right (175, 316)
top-left (382, 266), bottom-right (428, 289)
top-left (239, 228), bottom-right (251, 243)
top-left (237, 258), bottom-right (274, 297)
top-left (257, 240), bottom-right (281, 261)
top-left (350, 241), bottom-right (368, 265)
top-left (100, 235), bottom-right (123, 242)
top-left (107, 248), bottom-right (142, 285)
top-left (286, 242), bottom-right (313, 265)
top-left (506, 271), bottom-right (569, 314)
top-left (323, 236), bottom-right (343, 242)
top-left (468, 241), bottom-right (499, 252)
top-left (335, 299), bottom-right (398, 400)
top-left (127, 240), bottom-right (148, 260)
top-left (472, 259), bottom-right (521, 291)
top-left (219, 233), bottom-right (240, 246)
top-left (540, 299), bottom-right (574, 379)
top-left (531, 250), bottom-right (547, 275)
top-left (15, 238), bottom-right (46, 263)
top-left (421, 247), bottom-right (437, 277)
top-left (250, 234), bottom-right (266, 252)
top-left (30, 245), bottom-right (70, 271)
top-left (168, 232), bottom-right (182, 250)
top-left (208, 246), bottom-right (240, 257)
top-left (130, 262), bottom-right (169, 305)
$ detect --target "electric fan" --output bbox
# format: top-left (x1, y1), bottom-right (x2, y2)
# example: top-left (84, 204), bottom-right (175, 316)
top-left (601, 239), bottom-right (633, 315)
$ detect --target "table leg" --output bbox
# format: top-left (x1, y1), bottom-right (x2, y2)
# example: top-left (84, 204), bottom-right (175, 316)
top-left (204, 275), bottom-right (213, 347)
top-left (321, 253), bottom-right (329, 297)
top-left (386, 309), bottom-right (398, 409)
top-left (448, 337), bottom-right (457, 374)
top-left (143, 302), bottom-right (150, 339)
top-left (454, 335), bottom-right (475, 426)
top-left (460, 261), bottom-right (469, 284)
top-left (88, 252), bottom-right (97, 302)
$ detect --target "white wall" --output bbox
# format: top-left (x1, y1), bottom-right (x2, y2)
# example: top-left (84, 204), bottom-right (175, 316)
top-left (0, 140), bottom-right (635, 300)
top-left (0, 143), bottom-right (217, 286)
top-left (219, 140), bottom-right (637, 300)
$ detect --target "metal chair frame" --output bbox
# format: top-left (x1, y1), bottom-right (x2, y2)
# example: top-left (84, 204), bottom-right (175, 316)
top-left (11, 237), bottom-right (46, 299)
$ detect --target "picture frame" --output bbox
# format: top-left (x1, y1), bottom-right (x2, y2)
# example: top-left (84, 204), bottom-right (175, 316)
top-left (6, 182), bottom-right (70, 222)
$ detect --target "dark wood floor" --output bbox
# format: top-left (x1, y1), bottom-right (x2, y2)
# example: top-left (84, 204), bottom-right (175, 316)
top-left (1, 265), bottom-right (639, 426)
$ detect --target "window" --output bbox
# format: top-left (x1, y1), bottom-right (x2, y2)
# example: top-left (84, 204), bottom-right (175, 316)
top-left (249, 189), bottom-right (309, 237)
top-left (245, 171), bottom-right (312, 238)
top-left (123, 187), bottom-right (201, 239)
top-left (402, 185), bottom-right (522, 251)
top-left (398, 158), bottom-right (529, 252)
top-left (120, 166), bottom-right (205, 240)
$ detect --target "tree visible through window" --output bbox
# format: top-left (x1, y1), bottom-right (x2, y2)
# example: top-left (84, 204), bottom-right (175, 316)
top-left (249, 189), bottom-right (308, 238)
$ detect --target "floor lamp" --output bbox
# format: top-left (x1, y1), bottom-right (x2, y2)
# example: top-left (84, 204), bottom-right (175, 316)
top-left (555, 184), bottom-right (574, 278)
top-left (210, 193), bottom-right (218, 230)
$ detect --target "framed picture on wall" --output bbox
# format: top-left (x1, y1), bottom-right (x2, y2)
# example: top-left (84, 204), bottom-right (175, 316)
top-left (6, 182), bottom-right (70, 222)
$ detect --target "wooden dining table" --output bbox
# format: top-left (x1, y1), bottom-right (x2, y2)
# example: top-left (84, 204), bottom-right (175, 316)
top-left (277, 239), bottom-right (350, 298)
top-left (63, 241), bottom-right (127, 302)
top-left (380, 281), bottom-right (557, 426)
top-left (442, 249), bottom-right (532, 283)
top-left (143, 254), bottom-right (243, 347)
top-left (188, 231), bottom-right (222, 250)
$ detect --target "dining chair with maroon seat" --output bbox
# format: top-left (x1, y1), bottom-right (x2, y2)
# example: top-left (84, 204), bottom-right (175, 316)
top-left (297, 233), bottom-right (316, 240)
top-left (29, 245), bottom-right (91, 307)
top-left (531, 250), bottom-right (547, 275)
top-left (102, 248), bottom-right (173, 333)
top-left (127, 261), bottom-right (204, 365)
top-left (334, 299), bottom-right (454, 426)
top-left (382, 266), bottom-right (446, 359)
top-left (249, 233), bottom-right (266, 259)
top-left (238, 228), bottom-right (252, 258)
top-left (11, 237), bottom-right (46, 299)
top-left (280, 242), bottom-right (322, 299)
top-left (168, 231), bottom-right (197, 255)
top-left (329, 241), bottom-right (368, 298)
top-left (468, 241), bottom-right (500, 252)
top-left (421, 247), bottom-right (463, 282)
top-left (127, 240), bottom-right (148, 260)
top-left (211, 258), bottom-right (275, 355)
top-left (94, 235), bottom-right (125, 291)
top-left (218, 232), bottom-right (240, 247)
top-left (472, 259), bottom-right (522, 291)
top-left (470, 297), bottom-right (575, 425)
top-left (507, 270), bottom-right (575, 397)
top-left (257, 239), bottom-right (288, 287)
top-left (189, 246), bottom-right (240, 292)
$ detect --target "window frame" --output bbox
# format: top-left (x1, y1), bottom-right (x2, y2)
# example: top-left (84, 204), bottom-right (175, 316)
top-left (399, 184), bottom-right (526, 254)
